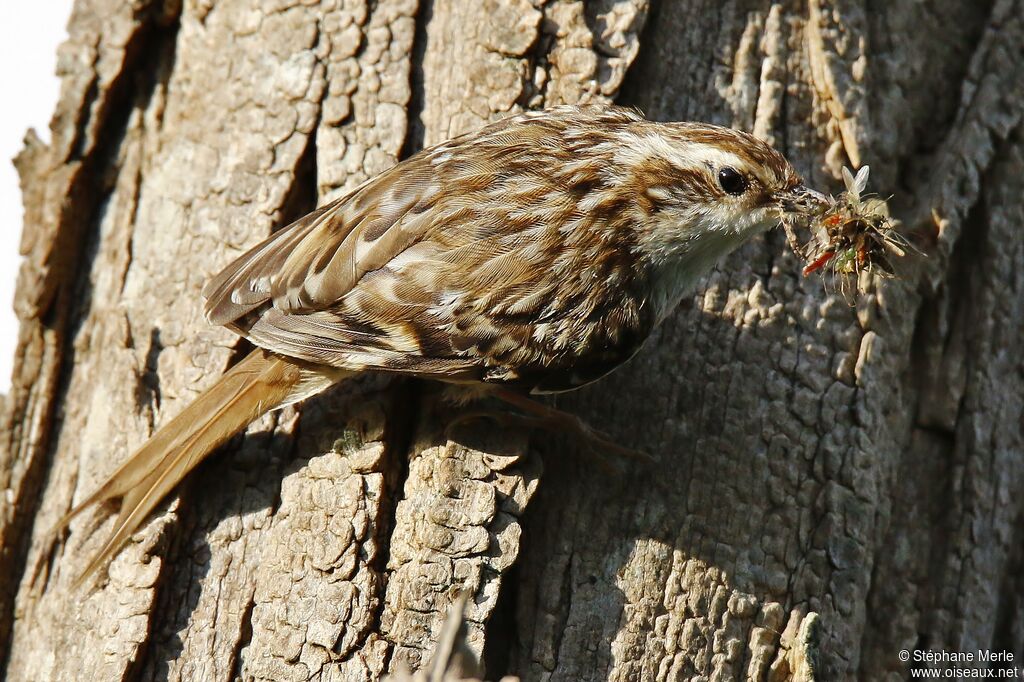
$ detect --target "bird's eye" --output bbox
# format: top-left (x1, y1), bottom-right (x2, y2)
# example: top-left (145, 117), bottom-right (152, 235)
top-left (717, 167), bottom-right (748, 196)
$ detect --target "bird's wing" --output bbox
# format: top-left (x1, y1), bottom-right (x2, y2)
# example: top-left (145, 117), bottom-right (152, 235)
top-left (202, 154), bottom-right (440, 325)
top-left (202, 114), bottom-right (553, 378)
top-left (202, 106), bottom-right (648, 385)
top-left (202, 150), bottom-right (478, 375)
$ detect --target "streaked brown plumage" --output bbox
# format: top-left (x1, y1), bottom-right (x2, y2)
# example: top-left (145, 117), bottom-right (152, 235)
top-left (57, 104), bottom-right (826, 585)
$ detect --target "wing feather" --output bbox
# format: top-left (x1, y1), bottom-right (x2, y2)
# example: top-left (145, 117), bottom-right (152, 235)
top-left (203, 158), bottom-right (439, 325)
top-left (200, 105), bottom-right (653, 390)
top-left (202, 197), bottom-right (346, 324)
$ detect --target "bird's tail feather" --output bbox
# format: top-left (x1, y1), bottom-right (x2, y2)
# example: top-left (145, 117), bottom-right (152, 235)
top-left (55, 349), bottom-right (339, 587)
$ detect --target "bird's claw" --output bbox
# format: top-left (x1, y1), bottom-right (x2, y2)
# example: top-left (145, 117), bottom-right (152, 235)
top-left (446, 397), bottom-right (655, 467)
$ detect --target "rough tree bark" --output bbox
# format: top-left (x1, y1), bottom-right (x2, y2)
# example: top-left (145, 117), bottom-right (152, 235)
top-left (1, 0), bottom-right (1023, 680)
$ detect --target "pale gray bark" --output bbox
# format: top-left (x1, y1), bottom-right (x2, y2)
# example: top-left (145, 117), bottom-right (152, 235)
top-left (1, 0), bottom-right (1022, 680)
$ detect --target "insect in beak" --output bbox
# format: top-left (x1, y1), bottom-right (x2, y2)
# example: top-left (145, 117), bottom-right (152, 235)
top-left (778, 184), bottom-right (830, 217)
top-left (775, 183), bottom-right (832, 271)
top-left (802, 248), bottom-right (836, 276)
top-left (779, 166), bottom-right (917, 292)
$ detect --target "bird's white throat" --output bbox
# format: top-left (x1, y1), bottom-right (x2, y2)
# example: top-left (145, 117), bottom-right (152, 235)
top-left (646, 218), bottom-right (771, 323)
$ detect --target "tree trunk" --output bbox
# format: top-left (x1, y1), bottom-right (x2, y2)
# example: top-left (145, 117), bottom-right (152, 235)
top-left (2, 0), bottom-right (1023, 680)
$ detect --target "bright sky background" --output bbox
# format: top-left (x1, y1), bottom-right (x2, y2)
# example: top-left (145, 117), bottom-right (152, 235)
top-left (0, 1), bottom-right (73, 394)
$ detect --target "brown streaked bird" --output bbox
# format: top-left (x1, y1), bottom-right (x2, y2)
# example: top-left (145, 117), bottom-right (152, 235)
top-left (56, 104), bottom-right (827, 584)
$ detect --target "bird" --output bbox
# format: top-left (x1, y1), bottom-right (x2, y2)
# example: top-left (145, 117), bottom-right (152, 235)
top-left (54, 103), bottom-right (827, 584)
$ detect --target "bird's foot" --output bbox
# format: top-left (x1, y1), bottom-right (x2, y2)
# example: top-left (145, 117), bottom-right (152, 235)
top-left (449, 388), bottom-right (655, 466)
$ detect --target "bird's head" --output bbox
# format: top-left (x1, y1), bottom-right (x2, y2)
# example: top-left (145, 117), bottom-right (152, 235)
top-left (616, 121), bottom-right (827, 265)
top-left (606, 119), bottom-right (827, 317)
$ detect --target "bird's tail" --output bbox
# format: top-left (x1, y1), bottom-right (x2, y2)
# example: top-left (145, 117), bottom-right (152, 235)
top-left (55, 349), bottom-right (342, 586)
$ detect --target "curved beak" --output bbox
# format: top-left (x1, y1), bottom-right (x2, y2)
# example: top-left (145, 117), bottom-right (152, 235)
top-left (777, 184), bottom-right (830, 217)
